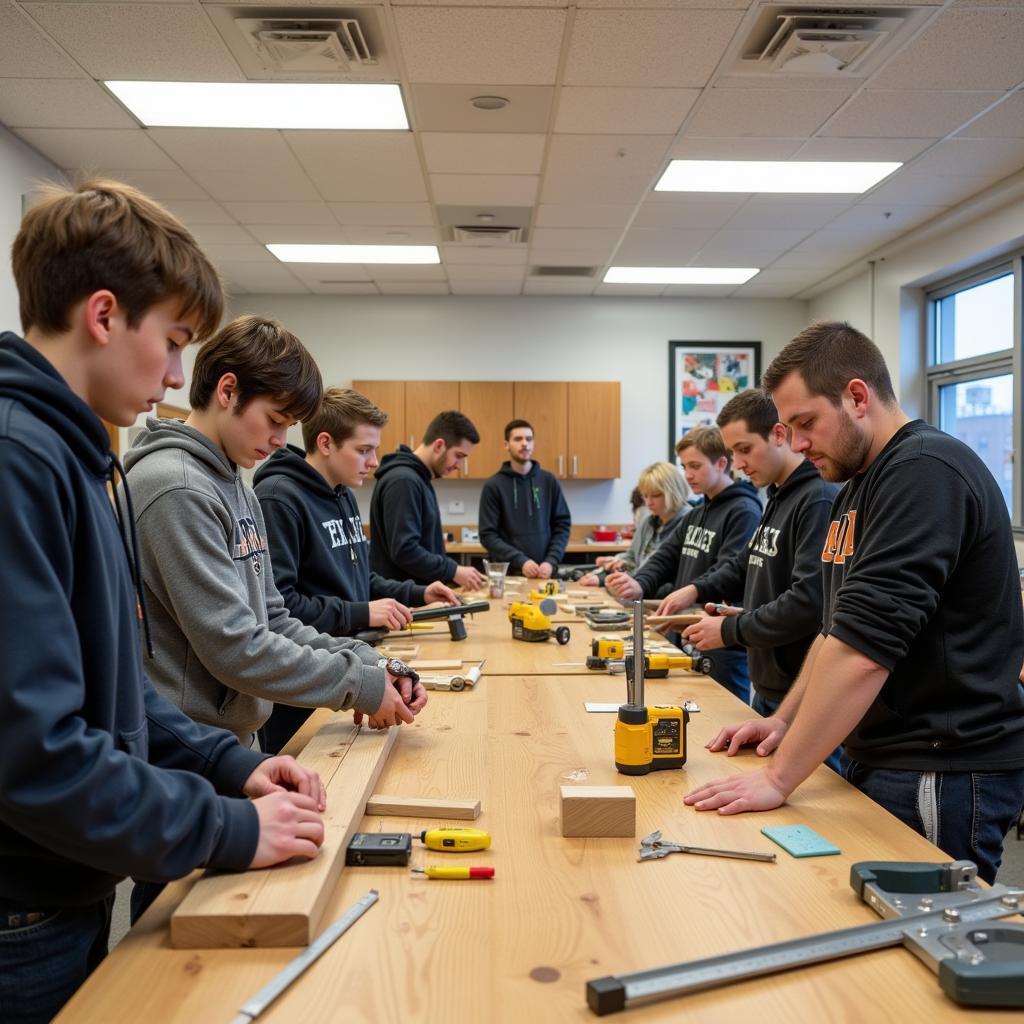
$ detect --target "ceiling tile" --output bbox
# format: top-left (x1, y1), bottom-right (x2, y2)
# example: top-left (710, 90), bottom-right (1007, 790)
top-left (162, 200), bottom-right (237, 225)
top-left (86, 168), bottom-right (210, 201)
top-left (285, 131), bottom-right (428, 202)
top-left (907, 138), bottom-right (1024, 179)
top-left (376, 281), bottom-right (451, 295)
top-left (188, 224), bottom-right (256, 245)
top-left (565, 8), bottom-right (744, 87)
top-left (668, 138), bottom-right (805, 159)
top-left (594, 283), bottom-right (666, 296)
top-left (224, 201), bottom-right (334, 226)
top-left (218, 262), bottom-right (309, 296)
top-left (450, 280), bottom-right (524, 294)
top-left (395, 1), bottom-right (567, 6)
top-left (342, 226), bottom-right (439, 245)
top-left (244, 224), bottom-right (347, 245)
top-left (701, 227), bottom-right (811, 254)
top-left (861, 170), bottom-right (1005, 207)
top-left (362, 263), bottom-right (448, 281)
top-left (662, 283), bottom-right (738, 298)
top-left (614, 227), bottom-right (714, 263)
top-left (689, 250), bottom-right (784, 268)
top-left (202, 243), bottom-right (277, 264)
top-left (684, 88), bottom-right (849, 138)
top-left (430, 174), bottom-right (539, 205)
top-left (328, 203), bottom-right (435, 226)
top-left (0, 2), bottom-right (84, 78)
top-left (409, 84), bottom-right (554, 133)
top-left (528, 248), bottom-right (612, 267)
top-left (286, 263), bottom-right (372, 283)
top-left (421, 133), bottom-right (546, 174)
top-left (440, 244), bottom-right (528, 265)
top-left (22, 2), bottom-right (242, 81)
top-left (826, 203), bottom-right (948, 233)
top-left (957, 94), bottom-right (1024, 139)
top-left (445, 263), bottom-right (525, 281)
top-left (713, 73), bottom-right (858, 94)
top-left (555, 88), bottom-right (699, 135)
top-left (822, 91), bottom-right (1002, 139)
top-left (793, 138), bottom-right (935, 162)
top-left (772, 250), bottom-right (861, 272)
top-left (192, 170), bottom-right (320, 202)
top-left (0, 78), bottom-right (134, 128)
top-left (15, 127), bottom-right (174, 169)
top-left (530, 227), bottom-right (623, 250)
top-left (729, 268), bottom-right (827, 297)
top-left (578, 0), bottom-right (751, 7)
top-left (535, 204), bottom-right (635, 228)
top-left (541, 133), bottom-right (673, 204)
top-left (633, 199), bottom-right (745, 230)
top-left (723, 198), bottom-right (854, 231)
top-left (308, 282), bottom-right (381, 295)
top-left (522, 276), bottom-right (597, 295)
top-left (394, 7), bottom-right (566, 85)
top-left (869, 8), bottom-right (1024, 91)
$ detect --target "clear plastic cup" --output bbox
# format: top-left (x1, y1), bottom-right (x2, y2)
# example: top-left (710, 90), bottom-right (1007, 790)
top-left (483, 560), bottom-right (509, 599)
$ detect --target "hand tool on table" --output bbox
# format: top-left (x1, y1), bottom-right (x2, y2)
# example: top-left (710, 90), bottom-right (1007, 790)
top-left (355, 600), bottom-right (491, 645)
top-left (508, 598), bottom-right (571, 645)
top-left (229, 890), bottom-right (378, 1024)
top-left (346, 833), bottom-right (413, 866)
top-left (614, 601), bottom-right (689, 775)
top-left (638, 830), bottom-right (776, 864)
top-left (418, 661), bottom-right (485, 692)
top-left (528, 580), bottom-right (561, 601)
top-left (419, 827), bottom-right (491, 852)
top-left (586, 637), bottom-right (713, 676)
top-left (412, 866), bottom-right (495, 880)
top-left (584, 608), bottom-right (631, 631)
top-left (587, 860), bottom-right (1024, 1015)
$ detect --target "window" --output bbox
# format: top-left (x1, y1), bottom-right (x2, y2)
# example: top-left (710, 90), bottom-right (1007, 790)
top-left (926, 259), bottom-right (1021, 525)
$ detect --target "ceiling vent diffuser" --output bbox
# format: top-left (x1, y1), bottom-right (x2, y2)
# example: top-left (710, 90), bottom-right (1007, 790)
top-left (451, 225), bottom-right (523, 245)
top-left (245, 20), bottom-right (375, 73)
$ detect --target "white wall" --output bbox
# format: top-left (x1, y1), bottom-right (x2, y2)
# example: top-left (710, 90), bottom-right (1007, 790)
top-left (233, 293), bottom-right (809, 527)
top-left (0, 127), bottom-right (58, 331)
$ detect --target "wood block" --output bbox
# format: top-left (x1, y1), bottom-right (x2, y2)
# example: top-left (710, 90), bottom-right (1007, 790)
top-left (170, 718), bottom-right (397, 949)
top-left (409, 659), bottom-right (463, 670)
top-left (560, 785), bottom-right (636, 838)
top-left (379, 644), bottom-right (420, 659)
top-left (366, 794), bottom-right (481, 820)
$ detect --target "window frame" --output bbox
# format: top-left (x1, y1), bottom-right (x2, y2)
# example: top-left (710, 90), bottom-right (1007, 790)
top-left (925, 253), bottom-right (1023, 529)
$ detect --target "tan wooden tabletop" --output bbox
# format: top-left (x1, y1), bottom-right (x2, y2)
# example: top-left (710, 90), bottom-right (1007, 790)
top-left (56, 603), bottom-right (1011, 1024)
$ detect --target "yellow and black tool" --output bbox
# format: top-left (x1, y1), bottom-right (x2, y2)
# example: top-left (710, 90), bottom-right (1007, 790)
top-left (508, 598), bottom-right (571, 645)
top-left (588, 637), bottom-right (713, 675)
top-left (418, 827), bottom-right (491, 852)
top-left (528, 580), bottom-right (560, 602)
top-left (614, 601), bottom-right (689, 776)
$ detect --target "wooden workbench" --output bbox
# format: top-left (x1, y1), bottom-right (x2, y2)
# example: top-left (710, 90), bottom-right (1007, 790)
top-left (56, 604), bottom-right (1008, 1024)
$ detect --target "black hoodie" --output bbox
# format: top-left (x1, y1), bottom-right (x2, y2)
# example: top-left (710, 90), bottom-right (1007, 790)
top-left (634, 479), bottom-right (762, 596)
top-left (479, 460), bottom-right (572, 570)
top-left (0, 332), bottom-right (262, 908)
top-left (370, 445), bottom-right (458, 585)
top-left (689, 459), bottom-right (839, 702)
top-left (254, 445), bottom-right (427, 634)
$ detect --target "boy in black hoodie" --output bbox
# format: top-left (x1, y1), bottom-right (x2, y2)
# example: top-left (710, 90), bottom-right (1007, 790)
top-left (254, 387), bottom-right (459, 753)
top-left (0, 180), bottom-right (325, 1024)
top-left (370, 410), bottom-right (486, 589)
top-left (608, 426), bottom-right (761, 702)
top-left (479, 419), bottom-right (571, 578)
top-left (671, 392), bottom-right (839, 765)
top-left (686, 322), bottom-right (1024, 883)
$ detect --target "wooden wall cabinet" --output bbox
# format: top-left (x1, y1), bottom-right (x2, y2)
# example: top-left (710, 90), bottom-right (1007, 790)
top-left (458, 381), bottom-right (514, 479)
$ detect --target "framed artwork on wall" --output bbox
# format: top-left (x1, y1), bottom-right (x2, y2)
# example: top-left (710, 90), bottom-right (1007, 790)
top-left (668, 340), bottom-right (762, 459)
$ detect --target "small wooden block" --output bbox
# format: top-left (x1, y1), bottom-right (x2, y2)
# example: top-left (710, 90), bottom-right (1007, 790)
top-left (560, 785), bottom-right (636, 838)
top-left (379, 644), bottom-right (420, 659)
top-left (409, 659), bottom-right (463, 670)
top-left (366, 794), bottom-right (481, 820)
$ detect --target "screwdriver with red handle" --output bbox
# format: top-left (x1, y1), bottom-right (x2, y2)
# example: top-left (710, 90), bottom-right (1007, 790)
top-left (411, 866), bottom-right (494, 880)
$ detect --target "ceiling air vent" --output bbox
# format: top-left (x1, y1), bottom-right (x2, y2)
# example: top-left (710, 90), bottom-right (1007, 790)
top-left (530, 266), bottom-right (596, 278)
top-left (451, 225), bottom-right (523, 245)
top-left (239, 18), bottom-right (374, 72)
top-left (729, 5), bottom-right (931, 78)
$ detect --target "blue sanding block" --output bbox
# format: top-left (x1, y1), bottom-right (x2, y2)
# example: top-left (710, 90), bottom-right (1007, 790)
top-left (761, 824), bottom-right (840, 858)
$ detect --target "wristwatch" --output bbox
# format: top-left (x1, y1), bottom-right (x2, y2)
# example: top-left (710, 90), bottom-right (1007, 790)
top-left (380, 657), bottom-right (419, 684)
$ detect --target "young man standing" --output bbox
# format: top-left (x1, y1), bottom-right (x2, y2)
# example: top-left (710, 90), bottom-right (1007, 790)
top-left (608, 427), bottom-right (761, 702)
top-left (370, 410), bottom-right (485, 589)
top-left (254, 387), bottom-right (459, 753)
top-left (0, 181), bottom-right (325, 1024)
top-left (478, 419), bottom-right (571, 579)
top-left (669, 392), bottom-right (838, 764)
top-left (686, 321), bottom-right (1024, 883)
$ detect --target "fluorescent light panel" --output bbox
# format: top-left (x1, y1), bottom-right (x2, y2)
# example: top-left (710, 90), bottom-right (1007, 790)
top-left (604, 267), bottom-right (759, 285)
top-left (105, 81), bottom-right (408, 130)
top-left (656, 160), bottom-right (901, 194)
top-left (268, 244), bottom-right (439, 265)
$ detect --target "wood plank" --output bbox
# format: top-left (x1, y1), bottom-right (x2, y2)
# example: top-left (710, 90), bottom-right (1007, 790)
top-left (365, 794), bottom-right (481, 820)
top-left (170, 719), bottom-right (398, 949)
top-left (409, 659), bottom-right (464, 670)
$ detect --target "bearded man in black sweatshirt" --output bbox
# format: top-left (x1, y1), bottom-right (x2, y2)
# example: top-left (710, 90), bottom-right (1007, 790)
top-left (686, 321), bottom-right (1024, 884)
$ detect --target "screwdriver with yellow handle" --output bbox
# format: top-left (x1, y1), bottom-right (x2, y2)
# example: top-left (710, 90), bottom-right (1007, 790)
top-left (418, 827), bottom-right (491, 852)
top-left (412, 866), bottom-right (495, 879)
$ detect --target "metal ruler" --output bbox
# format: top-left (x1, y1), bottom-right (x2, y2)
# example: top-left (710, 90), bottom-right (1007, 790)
top-left (229, 889), bottom-right (379, 1023)
top-left (587, 861), bottom-right (1024, 1015)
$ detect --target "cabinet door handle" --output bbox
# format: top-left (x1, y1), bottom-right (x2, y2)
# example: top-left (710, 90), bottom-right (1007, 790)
top-left (463, 458), bottom-right (469, 476)
top-left (409, 434), bottom-right (415, 448)
top-left (572, 454), bottom-right (578, 477)
top-left (558, 454), bottom-right (564, 476)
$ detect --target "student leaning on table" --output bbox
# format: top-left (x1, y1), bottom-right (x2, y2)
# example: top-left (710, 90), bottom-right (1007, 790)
top-left (686, 321), bottom-right (1024, 884)
top-left (0, 180), bottom-right (326, 1024)
top-left (578, 461), bottom-right (689, 587)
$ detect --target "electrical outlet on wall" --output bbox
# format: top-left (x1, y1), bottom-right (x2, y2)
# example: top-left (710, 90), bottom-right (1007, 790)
top-left (448, 500), bottom-right (465, 514)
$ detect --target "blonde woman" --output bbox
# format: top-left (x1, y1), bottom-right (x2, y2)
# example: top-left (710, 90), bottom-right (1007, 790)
top-left (580, 462), bottom-right (690, 586)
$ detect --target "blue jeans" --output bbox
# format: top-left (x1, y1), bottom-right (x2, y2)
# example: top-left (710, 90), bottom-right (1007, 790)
top-left (0, 894), bottom-right (113, 1024)
top-left (844, 761), bottom-right (1024, 884)
top-left (751, 692), bottom-right (845, 774)
top-left (704, 649), bottom-right (750, 705)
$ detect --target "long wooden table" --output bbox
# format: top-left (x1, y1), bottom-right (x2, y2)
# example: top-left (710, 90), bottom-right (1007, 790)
top-left (56, 603), bottom-right (1013, 1023)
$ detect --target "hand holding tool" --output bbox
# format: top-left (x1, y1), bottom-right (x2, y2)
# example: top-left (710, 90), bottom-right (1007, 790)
top-left (638, 830), bottom-right (776, 863)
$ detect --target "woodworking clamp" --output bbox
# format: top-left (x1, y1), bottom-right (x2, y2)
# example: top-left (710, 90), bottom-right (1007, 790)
top-left (637, 830), bottom-right (776, 864)
top-left (587, 860), bottom-right (1024, 1015)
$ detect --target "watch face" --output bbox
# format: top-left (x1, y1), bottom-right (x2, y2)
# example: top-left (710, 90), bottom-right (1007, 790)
top-left (387, 658), bottom-right (411, 676)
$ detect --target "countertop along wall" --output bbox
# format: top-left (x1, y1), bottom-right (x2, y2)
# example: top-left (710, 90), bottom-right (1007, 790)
top-left (230, 293), bottom-right (810, 528)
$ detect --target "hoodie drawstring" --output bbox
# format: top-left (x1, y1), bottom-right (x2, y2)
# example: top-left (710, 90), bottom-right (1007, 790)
top-left (109, 454), bottom-right (154, 659)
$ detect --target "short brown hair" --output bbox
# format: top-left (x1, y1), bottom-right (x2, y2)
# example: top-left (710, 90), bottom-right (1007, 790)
top-left (504, 418), bottom-right (533, 441)
top-left (423, 410), bottom-right (479, 447)
top-left (302, 387), bottom-right (388, 453)
top-left (762, 320), bottom-right (897, 407)
top-left (676, 426), bottom-right (731, 470)
top-left (189, 314), bottom-right (322, 421)
top-left (12, 177), bottom-right (222, 340)
top-left (717, 389), bottom-right (779, 439)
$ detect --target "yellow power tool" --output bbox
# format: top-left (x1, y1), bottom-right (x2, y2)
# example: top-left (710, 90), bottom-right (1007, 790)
top-left (508, 598), bottom-right (571, 645)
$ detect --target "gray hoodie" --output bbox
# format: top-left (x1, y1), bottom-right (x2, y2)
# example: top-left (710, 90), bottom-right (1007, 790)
top-left (123, 417), bottom-right (386, 744)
